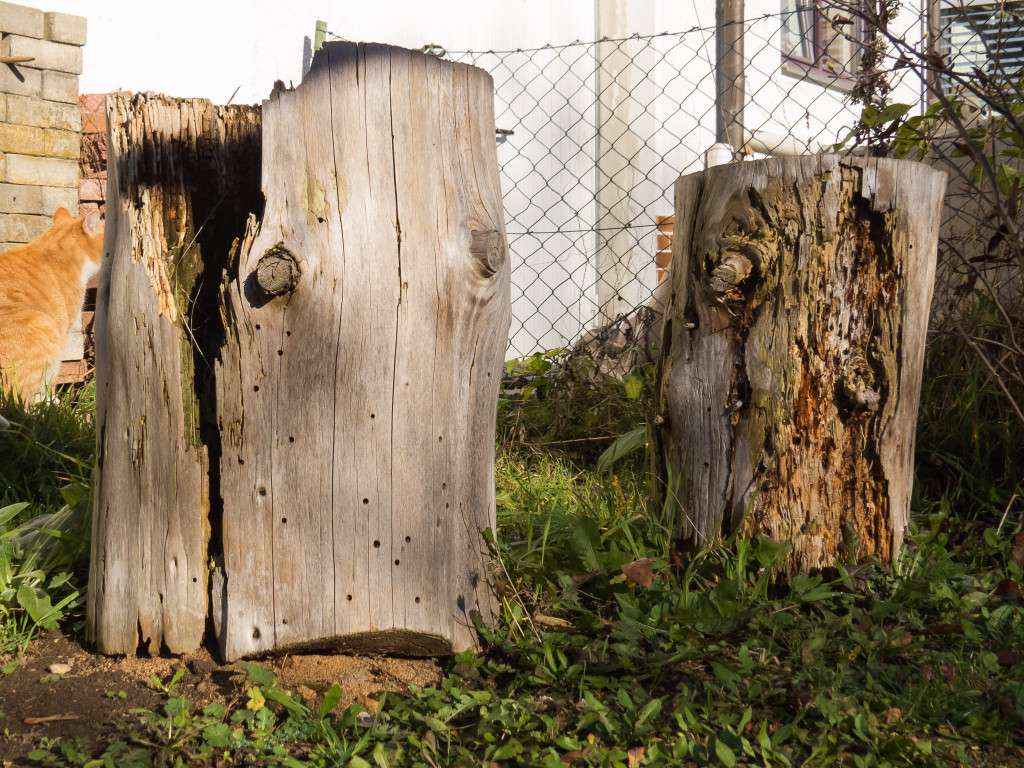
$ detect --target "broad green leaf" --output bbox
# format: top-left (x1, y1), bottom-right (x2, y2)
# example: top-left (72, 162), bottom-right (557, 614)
top-left (596, 426), bottom-right (647, 473)
top-left (243, 662), bottom-right (277, 687)
top-left (623, 373), bottom-right (644, 400)
top-left (319, 683), bottom-right (344, 717)
top-left (202, 722), bottom-right (232, 748)
top-left (714, 738), bottom-right (737, 767)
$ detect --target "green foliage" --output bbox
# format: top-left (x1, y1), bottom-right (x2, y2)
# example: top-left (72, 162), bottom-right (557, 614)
top-left (0, 385), bottom-right (94, 654)
top-left (915, 299), bottom-right (1024, 521)
top-left (596, 426), bottom-right (648, 473)
top-left (499, 353), bottom-right (653, 462)
top-left (8, 337), bottom-right (1024, 765)
top-left (494, 449), bottom-right (665, 600)
top-left (26, 513), bottom-right (1024, 767)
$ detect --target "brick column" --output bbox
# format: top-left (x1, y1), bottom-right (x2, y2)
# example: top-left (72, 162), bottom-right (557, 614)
top-left (0, 2), bottom-right (85, 251)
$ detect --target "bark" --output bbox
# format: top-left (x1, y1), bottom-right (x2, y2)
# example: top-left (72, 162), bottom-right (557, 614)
top-left (657, 155), bottom-right (946, 571)
top-left (89, 44), bottom-right (511, 660)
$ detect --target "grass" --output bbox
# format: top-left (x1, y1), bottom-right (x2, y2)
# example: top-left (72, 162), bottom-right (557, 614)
top-left (4, 340), bottom-right (1024, 766)
top-left (0, 385), bottom-right (93, 659)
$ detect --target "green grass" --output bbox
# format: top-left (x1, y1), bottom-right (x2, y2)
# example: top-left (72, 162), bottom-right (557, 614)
top-left (0, 384), bottom-right (93, 657)
top-left (6, 345), bottom-right (1024, 766)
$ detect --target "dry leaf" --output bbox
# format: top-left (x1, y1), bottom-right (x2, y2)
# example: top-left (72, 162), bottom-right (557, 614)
top-left (628, 746), bottom-right (647, 766)
top-left (622, 558), bottom-right (656, 588)
top-left (534, 614), bottom-right (573, 630)
top-left (23, 714), bottom-right (79, 725)
top-left (997, 650), bottom-right (1020, 667)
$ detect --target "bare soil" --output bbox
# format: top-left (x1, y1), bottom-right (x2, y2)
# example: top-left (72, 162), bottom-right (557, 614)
top-left (0, 630), bottom-right (441, 765)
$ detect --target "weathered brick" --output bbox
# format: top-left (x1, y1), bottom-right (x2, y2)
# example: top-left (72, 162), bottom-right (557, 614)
top-left (0, 122), bottom-right (42, 155)
top-left (5, 94), bottom-right (80, 131)
top-left (5, 153), bottom-right (77, 187)
top-left (41, 71), bottom-right (77, 104)
top-left (0, 94), bottom-right (7, 123)
top-left (41, 185), bottom-right (77, 214)
top-left (0, 64), bottom-right (40, 97)
top-left (78, 201), bottom-right (100, 219)
top-left (0, 2), bottom-right (43, 38)
top-left (79, 177), bottom-right (103, 201)
top-left (42, 127), bottom-right (78, 158)
top-left (0, 212), bottom-right (51, 242)
top-left (0, 35), bottom-right (82, 74)
top-left (0, 182), bottom-right (42, 213)
top-left (43, 11), bottom-right (86, 46)
top-left (79, 93), bottom-right (105, 134)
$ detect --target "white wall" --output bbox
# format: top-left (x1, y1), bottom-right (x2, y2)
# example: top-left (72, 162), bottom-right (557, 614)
top-left (44, 0), bottom-right (594, 105)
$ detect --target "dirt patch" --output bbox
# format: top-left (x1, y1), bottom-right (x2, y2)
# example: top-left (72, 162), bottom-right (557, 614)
top-left (0, 631), bottom-right (442, 765)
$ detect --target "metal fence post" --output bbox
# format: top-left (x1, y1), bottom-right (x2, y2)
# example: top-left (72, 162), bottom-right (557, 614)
top-left (715, 0), bottom-right (745, 150)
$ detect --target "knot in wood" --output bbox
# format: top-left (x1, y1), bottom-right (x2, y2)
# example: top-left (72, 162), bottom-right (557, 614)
top-left (255, 245), bottom-right (301, 298)
top-left (708, 250), bottom-right (753, 302)
top-left (469, 229), bottom-right (505, 277)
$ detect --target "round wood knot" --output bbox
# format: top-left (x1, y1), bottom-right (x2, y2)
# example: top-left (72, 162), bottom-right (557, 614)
top-left (469, 229), bottom-right (505, 277)
top-left (255, 245), bottom-right (301, 297)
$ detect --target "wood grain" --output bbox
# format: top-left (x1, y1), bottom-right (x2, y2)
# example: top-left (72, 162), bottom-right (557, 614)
top-left (214, 43), bottom-right (510, 660)
top-left (88, 93), bottom-right (261, 654)
top-left (90, 47), bottom-right (508, 660)
top-left (657, 155), bottom-right (945, 570)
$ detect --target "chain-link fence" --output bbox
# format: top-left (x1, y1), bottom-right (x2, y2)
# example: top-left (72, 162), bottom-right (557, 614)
top-left (325, 1), bottom-right (1019, 379)
top-left (415, 6), bottom-right (922, 360)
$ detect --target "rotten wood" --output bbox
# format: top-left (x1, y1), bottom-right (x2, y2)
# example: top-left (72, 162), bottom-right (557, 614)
top-left (87, 93), bottom-right (262, 655)
top-left (657, 155), bottom-right (946, 571)
top-left (88, 44), bottom-right (510, 661)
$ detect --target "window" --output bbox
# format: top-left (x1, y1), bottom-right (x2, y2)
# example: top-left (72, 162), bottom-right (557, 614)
top-left (782, 0), bottom-right (866, 84)
top-left (939, 0), bottom-right (1024, 79)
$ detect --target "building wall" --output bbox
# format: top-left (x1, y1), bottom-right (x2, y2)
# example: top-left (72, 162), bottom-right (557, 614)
top-left (0, 1), bottom-right (84, 251)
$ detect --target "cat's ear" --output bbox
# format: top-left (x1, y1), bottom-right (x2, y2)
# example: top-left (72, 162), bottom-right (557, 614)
top-left (53, 207), bottom-right (73, 224)
top-left (83, 210), bottom-right (103, 237)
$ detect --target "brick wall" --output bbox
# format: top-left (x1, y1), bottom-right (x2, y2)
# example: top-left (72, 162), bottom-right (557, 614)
top-left (0, 2), bottom-right (89, 382)
top-left (78, 90), bottom-right (104, 219)
top-left (0, 1), bottom-right (84, 251)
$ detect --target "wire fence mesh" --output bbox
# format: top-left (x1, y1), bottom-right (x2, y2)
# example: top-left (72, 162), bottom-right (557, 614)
top-left (326, 1), bottom-right (1018, 378)
top-left (415, 7), bottom-right (921, 360)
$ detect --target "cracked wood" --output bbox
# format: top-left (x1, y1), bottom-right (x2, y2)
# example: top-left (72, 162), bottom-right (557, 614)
top-left (657, 155), bottom-right (946, 571)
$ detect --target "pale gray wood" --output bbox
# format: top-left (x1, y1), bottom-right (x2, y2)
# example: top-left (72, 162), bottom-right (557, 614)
top-left (658, 155), bottom-right (945, 571)
top-left (88, 93), bottom-right (261, 654)
top-left (216, 43), bottom-right (509, 660)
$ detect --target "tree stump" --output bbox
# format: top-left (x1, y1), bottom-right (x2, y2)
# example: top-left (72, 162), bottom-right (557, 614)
top-left (88, 43), bottom-right (511, 661)
top-left (88, 93), bottom-right (261, 655)
top-left (656, 155), bottom-right (946, 571)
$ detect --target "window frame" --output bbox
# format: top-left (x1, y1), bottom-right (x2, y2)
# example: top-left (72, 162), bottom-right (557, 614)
top-left (782, 0), bottom-right (867, 90)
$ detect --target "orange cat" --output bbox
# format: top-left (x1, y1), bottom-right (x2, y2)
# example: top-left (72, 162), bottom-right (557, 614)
top-left (0, 207), bottom-right (103, 402)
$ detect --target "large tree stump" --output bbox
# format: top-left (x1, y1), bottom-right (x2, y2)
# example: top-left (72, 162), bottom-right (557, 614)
top-left (657, 155), bottom-right (946, 571)
top-left (88, 43), bottom-right (511, 660)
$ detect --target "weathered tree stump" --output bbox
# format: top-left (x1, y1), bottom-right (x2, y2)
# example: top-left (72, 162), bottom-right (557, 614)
top-left (88, 43), bottom-right (511, 661)
top-left (88, 93), bottom-right (261, 655)
top-left (656, 155), bottom-right (946, 571)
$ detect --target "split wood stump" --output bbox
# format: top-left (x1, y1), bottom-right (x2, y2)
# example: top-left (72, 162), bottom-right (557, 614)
top-left (88, 43), bottom-right (511, 661)
top-left (656, 155), bottom-right (946, 571)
